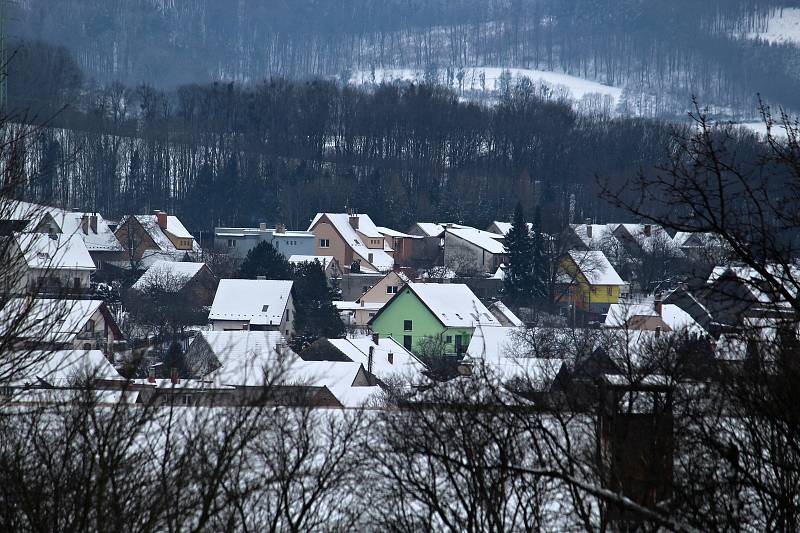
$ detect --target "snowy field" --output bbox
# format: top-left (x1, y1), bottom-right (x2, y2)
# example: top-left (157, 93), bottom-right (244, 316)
top-left (351, 67), bottom-right (623, 109)
top-left (743, 8), bottom-right (800, 45)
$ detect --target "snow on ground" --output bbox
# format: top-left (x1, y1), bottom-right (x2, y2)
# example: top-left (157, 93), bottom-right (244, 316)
top-left (743, 8), bottom-right (800, 45)
top-left (351, 67), bottom-right (623, 109)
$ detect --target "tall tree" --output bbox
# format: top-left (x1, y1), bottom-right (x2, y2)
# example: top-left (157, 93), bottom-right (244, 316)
top-left (503, 202), bottom-right (535, 304)
top-left (530, 205), bottom-right (550, 303)
top-left (291, 260), bottom-right (345, 349)
top-left (237, 241), bottom-right (292, 280)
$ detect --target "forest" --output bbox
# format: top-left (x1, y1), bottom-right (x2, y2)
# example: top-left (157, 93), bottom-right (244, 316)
top-left (8, 49), bottom-right (771, 237)
top-left (10, 0), bottom-right (800, 118)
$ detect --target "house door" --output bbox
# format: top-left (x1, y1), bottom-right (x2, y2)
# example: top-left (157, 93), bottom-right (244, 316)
top-left (454, 334), bottom-right (463, 354)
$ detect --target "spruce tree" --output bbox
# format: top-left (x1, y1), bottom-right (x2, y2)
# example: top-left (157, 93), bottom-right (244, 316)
top-left (291, 260), bottom-right (345, 349)
top-left (530, 205), bottom-right (550, 302)
top-left (503, 202), bottom-right (535, 304)
top-left (237, 241), bottom-right (292, 280)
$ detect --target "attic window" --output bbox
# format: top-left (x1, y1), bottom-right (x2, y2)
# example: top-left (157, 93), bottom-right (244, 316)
top-left (261, 305), bottom-right (269, 312)
top-left (37, 252), bottom-right (49, 259)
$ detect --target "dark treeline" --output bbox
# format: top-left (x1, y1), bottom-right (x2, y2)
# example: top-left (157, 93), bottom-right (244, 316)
top-left (11, 73), bottom-right (767, 235)
top-left (11, 0), bottom-right (800, 117)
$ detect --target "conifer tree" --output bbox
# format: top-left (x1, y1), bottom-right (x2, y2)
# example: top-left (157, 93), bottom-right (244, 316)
top-left (503, 202), bottom-right (535, 304)
top-left (530, 205), bottom-right (550, 302)
top-left (237, 241), bottom-right (292, 280)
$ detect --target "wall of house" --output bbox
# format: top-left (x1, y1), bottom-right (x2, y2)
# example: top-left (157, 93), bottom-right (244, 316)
top-left (443, 232), bottom-right (501, 274)
top-left (22, 267), bottom-right (93, 294)
top-left (73, 307), bottom-right (116, 354)
top-left (370, 288), bottom-right (472, 355)
top-left (360, 271), bottom-right (407, 305)
top-left (279, 294), bottom-right (296, 337)
top-left (271, 234), bottom-right (315, 258)
top-left (114, 219), bottom-right (158, 260)
top-left (311, 220), bottom-right (351, 268)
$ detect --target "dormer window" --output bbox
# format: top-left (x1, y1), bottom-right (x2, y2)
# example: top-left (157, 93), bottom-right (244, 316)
top-left (262, 305), bottom-right (269, 312)
top-left (37, 252), bottom-right (49, 260)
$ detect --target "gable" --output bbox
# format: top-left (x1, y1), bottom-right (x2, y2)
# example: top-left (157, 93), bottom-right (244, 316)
top-left (369, 285), bottom-right (446, 331)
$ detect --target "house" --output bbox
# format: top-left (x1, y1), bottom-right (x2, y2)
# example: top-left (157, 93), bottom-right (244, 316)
top-left (443, 225), bottom-right (507, 275)
top-left (368, 282), bottom-right (499, 355)
top-left (288, 255), bottom-right (343, 280)
top-left (486, 221), bottom-right (533, 236)
top-left (376, 226), bottom-right (422, 265)
top-left (2, 349), bottom-right (126, 390)
top-left (488, 301), bottom-right (525, 327)
top-left (307, 211), bottom-right (394, 274)
top-left (114, 210), bottom-right (200, 269)
top-left (208, 279), bottom-right (295, 336)
top-left (672, 231), bottom-right (730, 263)
top-left (185, 330), bottom-right (380, 407)
top-left (603, 295), bottom-right (706, 335)
top-left (6, 232), bottom-right (95, 295)
top-left (335, 270), bottom-right (412, 327)
top-left (215, 223), bottom-right (315, 260)
top-left (0, 298), bottom-right (125, 356)
top-left (555, 250), bottom-right (628, 317)
top-left (325, 334), bottom-right (426, 385)
top-left (465, 326), bottom-right (565, 393)
top-left (131, 260), bottom-right (217, 308)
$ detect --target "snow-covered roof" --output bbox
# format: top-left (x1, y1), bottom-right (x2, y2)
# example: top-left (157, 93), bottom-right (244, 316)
top-left (288, 255), bottom-right (335, 268)
top-left (209, 279), bottom-right (293, 325)
top-left (446, 226), bottom-right (506, 254)
top-left (489, 301), bottom-right (524, 327)
top-left (560, 250), bottom-right (626, 286)
top-left (488, 221), bottom-right (533, 236)
top-left (0, 298), bottom-right (108, 345)
top-left (283, 359), bottom-right (380, 407)
top-left (309, 213), bottom-right (394, 271)
top-left (333, 301), bottom-right (384, 312)
top-left (466, 326), bottom-right (564, 387)
top-left (604, 300), bottom-right (706, 335)
top-left (570, 223), bottom-right (617, 248)
top-left (132, 260), bottom-right (206, 292)
top-left (404, 282), bottom-right (499, 328)
top-left (188, 330), bottom-right (296, 387)
top-left (53, 211), bottom-right (123, 252)
top-left (15, 232), bottom-right (95, 271)
top-left (3, 349), bottom-right (124, 387)
top-left (376, 226), bottom-right (422, 239)
top-left (124, 214), bottom-right (200, 254)
top-left (328, 335), bottom-right (426, 383)
top-left (492, 264), bottom-right (506, 280)
top-left (413, 222), bottom-right (445, 237)
top-left (707, 264), bottom-right (800, 305)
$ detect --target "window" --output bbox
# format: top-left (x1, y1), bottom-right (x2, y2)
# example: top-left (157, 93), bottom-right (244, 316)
top-left (82, 343), bottom-right (92, 350)
top-left (369, 313), bottom-right (376, 318)
top-left (74, 277), bottom-right (81, 289)
top-left (262, 305), bottom-right (269, 312)
top-left (227, 239), bottom-right (236, 248)
top-left (591, 286), bottom-right (597, 294)
top-left (445, 335), bottom-right (452, 343)
top-left (607, 286), bottom-right (613, 296)
top-left (403, 320), bottom-right (413, 331)
top-left (181, 395), bottom-right (192, 405)
top-left (320, 239), bottom-right (330, 248)
top-left (386, 285), bottom-right (398, 294)
top-left (85, 319), bottom-right (95, 333)
top-left (403, 335), bottom-right (412, 350)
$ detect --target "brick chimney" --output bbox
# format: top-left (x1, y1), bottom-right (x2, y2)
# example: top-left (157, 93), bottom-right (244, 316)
top-left (276, 223), bottom-right (286, 233)
top-left (147, 366), bottom-right (156, 384)
top-left (372, 332), bottom-right (379, 345)
top-left (259, 222), bottom-right (267, 231)
top-left (586, 225), bottom-right (593, 239)
top-left (349, 213), bottom-right (359, 230)
top-left (154, 210), bottom-right (167, 229)
top-left (367, 346), bottom-right (374, 374)
top-left (644, 224), bottom-right (652, 237)
top-left (81, 215), bottom-right (89, 235)
top-left (654, 292), bottom-right (662, 316)
top-left (170, 367), bottom-right (180, 385)
top-left (90, 214), bottom-right (98, 234)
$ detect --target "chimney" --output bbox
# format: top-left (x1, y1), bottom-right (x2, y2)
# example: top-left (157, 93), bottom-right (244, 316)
top-left (257, 275), bottom-right (267, 280)
top-left (170, 367), bottom-right (179, 385)
top-left (368, 252), bottom-right (374, 264)
top-left (349, 214), bottom-right (359, 230)
top-left (655, 326), bottom-right (661, 338)
top-left (147, 366), bottom-right (156, 384)
top-left (276, 223), bottom-right (285, 234)
top-left (81, 215), bottom-right (89, 235)
top-left (259, 222), bottom-right (267, 231)
top-left (586, 225), bottom-right (593, 239)
top-left (90, 214), bottom-right (98, 234)
top-left (654, 292), bottom-right (663, 316)
top-left (644, 224), bottom-right (652, 237)
top-left (156, 211), bottom-right (168, 229)
top-left (388, 352), bottom-right (394, 364)
top-left (367, 346), bottom-right (374, 374)
top-left (372, 332), bottom-right (379, 345)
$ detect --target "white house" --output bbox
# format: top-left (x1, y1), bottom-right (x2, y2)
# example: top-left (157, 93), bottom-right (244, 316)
top-left (208, 279), bottom-right (295, 336)
top-left (8, 232), bottom-right (95, 294)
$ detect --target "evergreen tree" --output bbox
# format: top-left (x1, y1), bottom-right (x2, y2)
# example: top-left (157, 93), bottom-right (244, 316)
top-left (503, 202), bottom-right (535, 304)
top-left (237, 241), bottom-right (292, 280)
top-left (530, 205), bottom-right (550, 302)
top-left (291, 260), bottom-right (345, 349)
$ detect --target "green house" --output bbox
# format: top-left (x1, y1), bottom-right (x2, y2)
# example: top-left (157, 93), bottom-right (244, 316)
top-left (368, 282), bottom-right (499, 355)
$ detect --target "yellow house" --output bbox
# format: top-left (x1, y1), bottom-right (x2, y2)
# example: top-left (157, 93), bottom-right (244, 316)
top-left (556, 250), bottom-right (627, 316)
